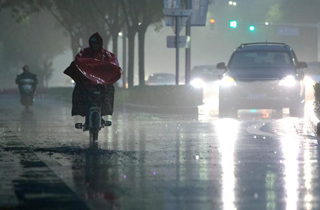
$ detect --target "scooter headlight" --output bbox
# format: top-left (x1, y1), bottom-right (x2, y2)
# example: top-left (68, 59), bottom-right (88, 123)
top-left (279, 75), bottom-right (297, 87)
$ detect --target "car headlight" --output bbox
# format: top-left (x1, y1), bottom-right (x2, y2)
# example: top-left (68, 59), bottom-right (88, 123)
top-left (191, 78), bottom-right (206, 89)
top-left (279, 75), bottom-right (297, 87)
top-left (219, 76), bottom-right (236, 87)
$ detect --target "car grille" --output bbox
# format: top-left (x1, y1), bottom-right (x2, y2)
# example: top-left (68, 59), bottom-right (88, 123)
top-left (229, 79), bottom-right (293, 97)
top-left (237, 79), bottom-right (279, 90)
top-left (237, 78), bottom-right (279, 82)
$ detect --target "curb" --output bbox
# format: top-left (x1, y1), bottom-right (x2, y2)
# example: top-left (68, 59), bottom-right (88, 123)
top-left (307, 101), bottom-right (320, 136)
top-left (308, 112), bottom-right (320, 135)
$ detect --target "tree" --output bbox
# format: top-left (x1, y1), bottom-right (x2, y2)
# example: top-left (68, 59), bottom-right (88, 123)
top-left (43, 0), bottom-right (111, 57)
top-left (120, 0), bottom-right (163, 88)
top-left (1, 0), bottom-right (164, 89)
top-left (266, 3), bottom-right (282, 23)
top-left (266, 0), bottom-right (320, 24)
top-left (1, 0), bottom-right (112, 57)
top-left (91, 0), bottom-right (125, 57)
top-left (136, 0), bottom-right (163, 86)
top-left (0, 8), bottom-right (67, 88)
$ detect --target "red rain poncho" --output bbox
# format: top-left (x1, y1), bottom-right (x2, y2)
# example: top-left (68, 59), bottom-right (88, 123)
top-left (64, 53), bottom-right (121, 85)
top-left (63, 32), bottom-right (121, 116)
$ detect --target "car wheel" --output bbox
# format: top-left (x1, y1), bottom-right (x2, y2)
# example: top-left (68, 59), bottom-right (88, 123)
top-left (219, 100), bottom-right (237, 118)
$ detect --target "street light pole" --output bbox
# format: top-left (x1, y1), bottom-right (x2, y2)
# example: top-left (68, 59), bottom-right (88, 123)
top-left (185, 0), bottom-right (191, 85)
top-left (122, 26), bottom-right (127, 89)
top-left (175, 16), bottom-right (180, 85)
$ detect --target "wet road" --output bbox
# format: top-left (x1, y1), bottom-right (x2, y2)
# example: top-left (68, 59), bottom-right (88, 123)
top-left (0, 94), bottom-right (320, 210)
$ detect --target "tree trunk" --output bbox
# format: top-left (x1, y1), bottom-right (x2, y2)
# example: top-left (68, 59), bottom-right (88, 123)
top-left (127, 30), bottom-right (136, 89)
top-left (138, 27), bottom-right (147, 86)
top-left (112, 32), bottom-right (119, 57)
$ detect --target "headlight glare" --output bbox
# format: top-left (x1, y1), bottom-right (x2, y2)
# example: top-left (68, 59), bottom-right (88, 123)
top-left (219, 76), bottom-right (236, 87)
top-left (191, 78), bottom-right (206, 89)
top-left (279, 75), bottom-right (297, 87)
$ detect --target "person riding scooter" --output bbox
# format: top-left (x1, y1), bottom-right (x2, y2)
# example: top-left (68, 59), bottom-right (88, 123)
top-left (15, 65), bottom-right (38, 107)
top-left (64, 32), bottom-right (122, 130)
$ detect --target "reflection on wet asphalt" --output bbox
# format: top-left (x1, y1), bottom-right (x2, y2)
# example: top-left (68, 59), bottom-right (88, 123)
top-left (0, 95), bottom-right (320, 210)
top-left (0, 130), bottom-right (90, 210)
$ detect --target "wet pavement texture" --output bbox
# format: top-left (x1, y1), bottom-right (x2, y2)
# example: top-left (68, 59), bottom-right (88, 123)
top-left (0, 94), bottom-right (320, 210)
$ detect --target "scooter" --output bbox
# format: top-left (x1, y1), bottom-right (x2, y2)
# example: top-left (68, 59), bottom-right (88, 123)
top-left (19, 78), bottom-right (36, 109)
top-left (75, 85), bottom-right (112, 148)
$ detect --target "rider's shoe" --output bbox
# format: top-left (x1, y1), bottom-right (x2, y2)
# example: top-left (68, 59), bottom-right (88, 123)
top-left (82, 123), bottom-right (89, 131)
top-left (75, 123), bottom-right (83, 129)
top-left (101, 118), bottom-right (112, 126)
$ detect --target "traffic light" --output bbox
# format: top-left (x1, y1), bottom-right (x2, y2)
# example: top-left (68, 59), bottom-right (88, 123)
top-left (249, 25), bottom-right (255, 32)
top-left (229, 20), bottom-right (237, 29)
top-left (209, 18), bottom-right (215, 30)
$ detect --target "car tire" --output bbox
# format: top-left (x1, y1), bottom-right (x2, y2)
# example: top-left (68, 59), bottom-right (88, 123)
top-left (219, 99), bottom-right (237, 118)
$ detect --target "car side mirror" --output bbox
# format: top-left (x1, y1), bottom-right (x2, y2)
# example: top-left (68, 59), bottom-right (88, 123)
top-left (217, 62), bottom-right (226, 70)
top-left (297, 62), bottom-right (307, 69)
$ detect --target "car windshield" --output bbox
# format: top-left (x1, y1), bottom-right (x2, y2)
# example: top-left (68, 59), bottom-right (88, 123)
top-left (228, 51), bottom-right (294, 69)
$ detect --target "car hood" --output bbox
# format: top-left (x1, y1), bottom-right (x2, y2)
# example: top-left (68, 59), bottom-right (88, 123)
top-left (227, 68), bottom-right (295, 80)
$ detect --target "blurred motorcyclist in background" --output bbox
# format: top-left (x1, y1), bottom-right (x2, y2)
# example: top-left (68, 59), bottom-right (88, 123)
top-left (15, 65), bottom-right (38, 107)
top-left (70, 32), bottom-right (121, 129)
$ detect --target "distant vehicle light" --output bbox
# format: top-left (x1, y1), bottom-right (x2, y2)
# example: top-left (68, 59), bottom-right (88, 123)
top-left (219, 76), bottom-right (236, 87)
top-left (191, 78), bottom-right (206, 89)
top-left (279, 75), bottom-right (296, 87)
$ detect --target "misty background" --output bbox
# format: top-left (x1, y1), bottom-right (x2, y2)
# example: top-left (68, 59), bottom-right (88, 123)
top-left (0, 0), bottom-right (319, 89)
